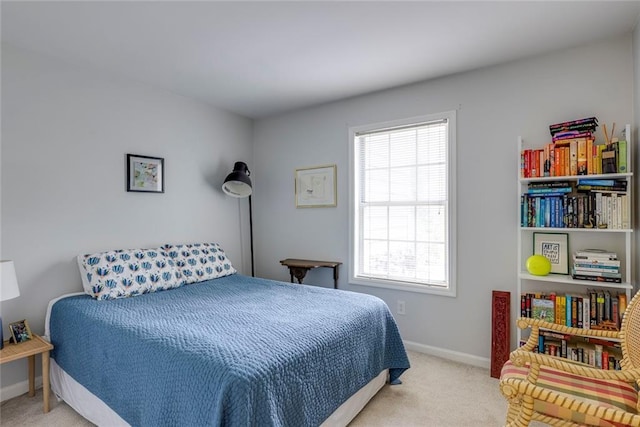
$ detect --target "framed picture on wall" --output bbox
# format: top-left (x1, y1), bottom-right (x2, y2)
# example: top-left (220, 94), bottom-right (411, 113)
top-left (126, 154), bottom-right (164, 193)
top-left (533, 232), bottom-right (569, 275)
top-left (295, 164), bottom-right (337, 208)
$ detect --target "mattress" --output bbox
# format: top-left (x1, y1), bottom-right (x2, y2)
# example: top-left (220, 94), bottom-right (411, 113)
top-left (47, 274), bottom-right (409, 426)
top-left (49, 359), bottom-right (388, 427)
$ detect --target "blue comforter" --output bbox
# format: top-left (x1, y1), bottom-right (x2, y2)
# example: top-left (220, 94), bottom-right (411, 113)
top-left (50, 274), bottom-right (410, 426)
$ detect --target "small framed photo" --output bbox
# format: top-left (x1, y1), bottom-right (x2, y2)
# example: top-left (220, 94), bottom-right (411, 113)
top-left (295, 164), bottom-right (337, 208)
top-left (9, 319), bottom-right (32, 343)
top-left (127, 154), bottom-right (164, 193)
top-left (533, 232), bottom-right (569, 275)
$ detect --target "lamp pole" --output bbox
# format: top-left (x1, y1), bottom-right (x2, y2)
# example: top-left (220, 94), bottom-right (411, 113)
top-left (249, 195), bottom-right (254, 277)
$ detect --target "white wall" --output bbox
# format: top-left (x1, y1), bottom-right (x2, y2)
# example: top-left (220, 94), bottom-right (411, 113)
top-left (252, 35), bottom-right (635, 365)
top-left (0, 44), bottom-right (253, 392)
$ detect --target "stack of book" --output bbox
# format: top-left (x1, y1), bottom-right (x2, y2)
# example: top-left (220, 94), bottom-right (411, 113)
top-left (520, 179), bottom-right (629, 229)
top-left (521, 290), bottom-right (627, 330)
top-left (549, 117), bottom-right (599, 141)
top-left (572, 249), bottom-right (621, 283)
top-left (520, 116), bottom-right (628, 177)
top-left (532, 329), bottom-right (622, 369)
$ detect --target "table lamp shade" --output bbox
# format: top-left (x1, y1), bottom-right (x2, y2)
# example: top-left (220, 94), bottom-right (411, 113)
top-left (222, 161), bottom-right (252, 198)
top-left (1, 260), bottom-right (20, 302)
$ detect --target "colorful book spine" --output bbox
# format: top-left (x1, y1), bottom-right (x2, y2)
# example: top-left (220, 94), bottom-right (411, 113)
top-left (617, 139), bottom-right (627, 173)
top-left (572, 274), bottom-right (622, 284)
top-left (569, 140), bottom-right (578, 175)
top-left (577, 139), bottom-right (587, 175)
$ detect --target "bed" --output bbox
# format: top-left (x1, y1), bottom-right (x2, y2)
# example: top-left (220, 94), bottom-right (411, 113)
top-left (45, 243), bottom-right (410, 426)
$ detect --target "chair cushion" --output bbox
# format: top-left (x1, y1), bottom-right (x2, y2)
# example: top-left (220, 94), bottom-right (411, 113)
top-left (501, 360), bottom-right (638, 427)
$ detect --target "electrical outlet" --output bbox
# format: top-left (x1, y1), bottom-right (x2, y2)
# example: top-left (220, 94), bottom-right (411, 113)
top-left (397, 300), bottom-right (406, 315)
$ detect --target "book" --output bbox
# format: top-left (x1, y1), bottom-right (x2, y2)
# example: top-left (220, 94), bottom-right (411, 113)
top-left (553, 131), bottom-right (593, 142)
top-left (594, 345), bottom-right (603, 369)
top-left (574, 249), bottom-right (618, 259)
top-left (618, 294), bottom-right (627, 322)
top-left (612, 297), bottom-right (619, 329)
top-left (617, 139), bottom-right (627, 173)
top-left (569, 140), bottom-right (578, 175)
top-left (572, 264), bottom-right (620, 273)
top-left (555, 295), bottom-right (567, 325)
top-left (571, 258), bottom-right (620, 267)
top-left (572, 273), bottom-right (622, 283)
top-left (532, 298), bottom-right (555, 322)
top-left (577, 138), bottom-right (587, 175)
top-left (576, 179), bottom-right (625, 187)
top-left (596, 144), bottom-right (607, 174)
top-left (539, 330), bottom-right (571, 340)
top-left (582, 296), bottom-right (590, 330)
top-left (528, 181), bottom-right (573, 189)
top-left (576, 296), bottom-right (583, 328)
top-left (587, 138), bottom-right (596, 175)
top-left (572, 270), bottom-right (620, 279)
top-left (576, 185), bottom-right (627, 192)
top-left (590, 290), bottom-right (597, 327)
top-left (526, 187), bottom-right (572, 194)
top-left (549, 117), bottom-right (598, 136)
top-left (574, 255), bottom-right (618, 263)
top-left (602, 149), bottom-right (617, 174)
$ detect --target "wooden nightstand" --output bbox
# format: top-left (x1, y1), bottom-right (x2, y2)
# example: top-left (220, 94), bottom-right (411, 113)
top-left (0, 334), bottom-right (53, 412)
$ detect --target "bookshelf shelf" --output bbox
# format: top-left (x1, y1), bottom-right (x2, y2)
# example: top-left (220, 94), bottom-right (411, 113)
top-left (518, 272), bottom-right (633, 290)
top-left (516, 123), bottom-right (634, 369)
top-left (520, 227), bottom-right (632, 233)
top-left (537, 326), bottom-right (622, 343)
top-left (519, 172), bottom-right (633, 184)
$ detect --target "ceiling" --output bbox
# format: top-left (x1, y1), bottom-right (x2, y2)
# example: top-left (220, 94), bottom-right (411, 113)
top-left (3, 1), bottom-right (640, 119)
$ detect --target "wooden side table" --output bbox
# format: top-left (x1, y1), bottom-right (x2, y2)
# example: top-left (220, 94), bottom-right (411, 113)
top-left (279, 259), bottom-right (342, 289)
top-left (0, 334), bottom-right (53, 413)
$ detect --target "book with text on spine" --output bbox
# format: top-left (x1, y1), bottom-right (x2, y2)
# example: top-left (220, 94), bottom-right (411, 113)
top-left (571, 273), bottom-right (622, 284)
top-left (574, 249), bottom-right (618, 259)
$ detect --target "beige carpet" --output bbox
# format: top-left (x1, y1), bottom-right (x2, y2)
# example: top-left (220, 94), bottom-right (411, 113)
top-left (1, 351), bottom-right (511, 426)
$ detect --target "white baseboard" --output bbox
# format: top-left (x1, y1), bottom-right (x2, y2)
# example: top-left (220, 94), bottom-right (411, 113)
top-left (0, 376), bottom-right (43, 402)
top-left (404, 340), bottom-right (491, 369)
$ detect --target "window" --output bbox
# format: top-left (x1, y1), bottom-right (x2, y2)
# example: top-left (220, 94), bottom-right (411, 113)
top-left (349, 111), bottom-right (456, 296)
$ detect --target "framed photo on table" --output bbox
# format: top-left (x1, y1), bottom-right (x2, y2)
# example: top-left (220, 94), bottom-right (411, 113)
top-left (127, 154), bottom-right (164, 193)
top-left (533, 232), bottom-right (569, 275)
top-left (295, 164), bottom-right (337, 208)
top-left (9, 319), bottom-right (32, 343)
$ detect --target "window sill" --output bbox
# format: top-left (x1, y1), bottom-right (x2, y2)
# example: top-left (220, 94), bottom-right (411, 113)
top-left (349, 277), bottom-right (456, 297)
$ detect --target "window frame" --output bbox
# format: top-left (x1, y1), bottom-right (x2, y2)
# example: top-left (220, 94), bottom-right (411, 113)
top-left (348, 111), bottom-right (457, 297)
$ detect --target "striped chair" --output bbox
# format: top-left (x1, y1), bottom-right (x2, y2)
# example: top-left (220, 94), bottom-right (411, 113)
top-left (500, 291), bottom-right (640, 426)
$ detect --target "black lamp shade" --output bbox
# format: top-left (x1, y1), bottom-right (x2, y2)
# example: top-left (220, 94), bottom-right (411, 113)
top-left (222, 161), bottom-right (252, 198)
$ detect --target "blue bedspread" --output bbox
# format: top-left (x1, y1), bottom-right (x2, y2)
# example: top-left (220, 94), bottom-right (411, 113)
top-left (50, 274), bottom-right (410, 426)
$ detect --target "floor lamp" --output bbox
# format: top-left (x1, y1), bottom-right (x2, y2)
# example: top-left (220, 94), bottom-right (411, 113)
top-left (1, 260), bottom-right (21, 349)
top-left (222, 161), bottom-right (254, 277)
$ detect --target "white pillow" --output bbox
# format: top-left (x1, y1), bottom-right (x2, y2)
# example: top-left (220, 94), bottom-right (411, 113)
top-left (77, 248), bottom-right (182, 300)
top-left (161, 242), bottom-right (237, 284)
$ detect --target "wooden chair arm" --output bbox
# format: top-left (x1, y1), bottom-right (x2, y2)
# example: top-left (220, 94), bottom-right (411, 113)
top-left (510, 349), bottom-right (640, 383)
top-left (501, 376), bottom-right (640, 427)
top-left (516, 317), bottom-right (621, 340)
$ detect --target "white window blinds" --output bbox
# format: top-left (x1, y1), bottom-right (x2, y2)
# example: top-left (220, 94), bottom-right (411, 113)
top-left (355, 118), bottom-right (449, 287)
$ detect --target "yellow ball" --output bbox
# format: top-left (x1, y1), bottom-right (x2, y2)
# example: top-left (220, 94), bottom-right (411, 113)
top-left (526, 255), bottom-right (552, 276)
